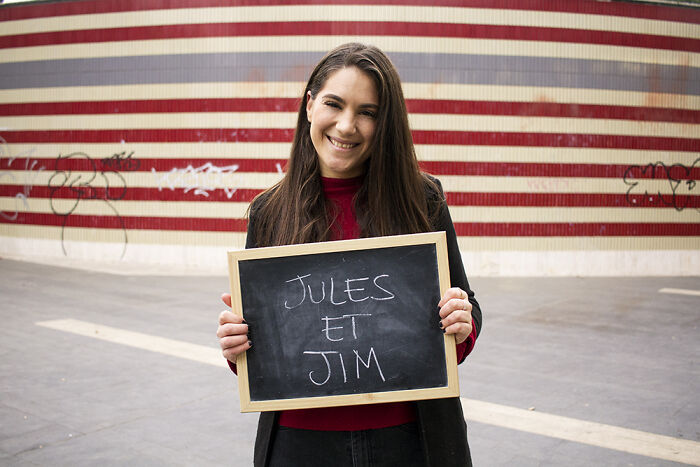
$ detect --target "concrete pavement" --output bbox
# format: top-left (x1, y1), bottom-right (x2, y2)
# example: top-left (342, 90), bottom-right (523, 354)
top-left (1, 258), bottom-right (698, 466)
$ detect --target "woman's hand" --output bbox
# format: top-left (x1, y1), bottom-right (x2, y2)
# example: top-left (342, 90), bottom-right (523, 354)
top-left (217, 293), bottom-right (251, 363)
top-left (438, 287), bottom-right (473, 344)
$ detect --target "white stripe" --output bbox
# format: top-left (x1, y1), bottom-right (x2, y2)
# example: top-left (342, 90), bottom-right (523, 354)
top-left (3, 143), bottom-right (699, 166)
top-left (1, 170), bottom-right (689, 195)
top-left (0, 224), bottom-right (248, 247)
top-left (1, 170), bottom-right (692, 195)
top-left (1, 83), bottom-right (698, 110)
top-left (33, 318), bottom-right (700, 465)
top-left (0, 35), bottom-right (695, 66)
top-left (4, 198), bottom-right (699, 223)
top-left (0, 169), bottom-right (283, 190)
top-left (3, 224), bottom-right (699, 252)
top-left (1, 5), bottom-right (696, 39)
top-left (0, 198), bottom-right (250, 218)
top-left (455, 236), bottom-right (700, 252)
top-left (461, 398), bottom-right (700, 466)
top-left (2, 113), bottom-right (697, 139)
top-left (658, 287), bottom-right (700, 296)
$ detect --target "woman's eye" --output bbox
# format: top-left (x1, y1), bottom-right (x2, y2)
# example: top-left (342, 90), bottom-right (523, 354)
top-left (361, 110), bottom-right (377, 118)
top-left (324, 101), bottom-right (341, 109)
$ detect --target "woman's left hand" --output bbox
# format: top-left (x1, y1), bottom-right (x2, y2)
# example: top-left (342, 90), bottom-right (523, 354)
top-left (438, 287), bottom-right (473, 344)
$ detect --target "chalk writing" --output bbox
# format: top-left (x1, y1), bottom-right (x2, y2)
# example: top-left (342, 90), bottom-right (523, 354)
top-left (284, 273), bottom-right (395, 310)
top-left (321, 314), bottom-right (372, 341)
top-left (152, 162), bottom-right (240, 198)
top-left (47, 151), bottom-right (138, 258)
top-left (623, 158), bottom-right (699, 212)
top-left (303, 347), bottom-right (385, 386)
top-left (285, 272), bottom-right (394, 387)
top-left (303, 351), bottom-right (347, 385)
top-left (0, 137), bottom-right (45, 221)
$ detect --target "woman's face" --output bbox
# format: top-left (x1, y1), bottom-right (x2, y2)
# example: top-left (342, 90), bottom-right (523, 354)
top-left (306, 66), bottom-right (379, 179)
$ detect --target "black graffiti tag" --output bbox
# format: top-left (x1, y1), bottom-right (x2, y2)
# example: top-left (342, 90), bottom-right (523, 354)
top-left (47, 151), bottom-right (137, 258)
top-left (622, 158), bottom-right (699, 212)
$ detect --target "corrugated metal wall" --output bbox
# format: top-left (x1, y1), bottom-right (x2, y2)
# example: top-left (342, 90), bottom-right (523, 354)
top-left (0, 0), bottom-right (698, 275)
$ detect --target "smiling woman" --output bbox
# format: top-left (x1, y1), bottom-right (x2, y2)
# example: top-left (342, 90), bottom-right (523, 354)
top-left (216, 42), bottom-right (482, 467)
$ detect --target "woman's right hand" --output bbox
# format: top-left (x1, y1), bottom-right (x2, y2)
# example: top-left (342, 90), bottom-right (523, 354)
top-left (217, 293), bottom-right (251, 363)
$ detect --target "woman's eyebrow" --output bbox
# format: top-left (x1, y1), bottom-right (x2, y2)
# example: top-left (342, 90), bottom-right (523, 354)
top-left (322, 93), bottom-right (378, 109)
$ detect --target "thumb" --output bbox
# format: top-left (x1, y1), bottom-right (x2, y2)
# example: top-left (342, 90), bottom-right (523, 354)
top-left (221, 293), bottom-right (232, 308)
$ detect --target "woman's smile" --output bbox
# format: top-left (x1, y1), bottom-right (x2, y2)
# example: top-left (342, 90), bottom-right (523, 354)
top-left (327, 135), bottom-right (359, 150)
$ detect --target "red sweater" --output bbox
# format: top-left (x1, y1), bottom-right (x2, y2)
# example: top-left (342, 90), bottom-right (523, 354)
top-left (229, 176), bottom-right (476, 430)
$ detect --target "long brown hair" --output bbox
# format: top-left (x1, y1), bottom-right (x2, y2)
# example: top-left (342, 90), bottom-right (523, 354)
top-left (250, 43), bottom-right (440, 247)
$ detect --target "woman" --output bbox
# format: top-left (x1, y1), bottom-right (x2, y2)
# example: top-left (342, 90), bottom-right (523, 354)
top-left (217, 43), bottom-right (482, 467)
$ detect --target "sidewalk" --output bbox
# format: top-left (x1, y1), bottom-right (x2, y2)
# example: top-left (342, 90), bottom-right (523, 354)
top-left (1, 258), bottom-right (698, 466)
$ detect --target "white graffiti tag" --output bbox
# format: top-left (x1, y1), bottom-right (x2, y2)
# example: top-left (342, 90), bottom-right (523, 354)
top-left (152, 162), bottom-right (240, 198)
top-left (0, 136), bottom-right (45, 221)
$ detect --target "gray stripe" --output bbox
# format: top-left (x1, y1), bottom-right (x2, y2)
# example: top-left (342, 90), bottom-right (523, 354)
top-left (0, 51), bottom-right (698, 95)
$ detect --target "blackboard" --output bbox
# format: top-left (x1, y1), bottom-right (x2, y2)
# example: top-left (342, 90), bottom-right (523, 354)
top-left (227, 232), bottom-right (459, 412)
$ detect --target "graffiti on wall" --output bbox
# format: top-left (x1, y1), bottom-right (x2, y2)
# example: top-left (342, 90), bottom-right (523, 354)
top-left (48, 151), bottom-right (139, 259)
top-left (623, 158), bottom-right (700, 212)
top-left (151, 162), bottom-right (241, 199)
top-left (0, 136), bottom-right (45, 221)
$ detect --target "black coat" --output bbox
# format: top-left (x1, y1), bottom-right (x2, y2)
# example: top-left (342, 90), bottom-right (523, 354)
top-left (245, 177), bottom-right (482, 467)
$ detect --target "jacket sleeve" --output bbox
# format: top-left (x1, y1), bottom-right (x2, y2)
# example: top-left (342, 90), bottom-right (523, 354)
top-left (432, 177), bottom-right (482, 364)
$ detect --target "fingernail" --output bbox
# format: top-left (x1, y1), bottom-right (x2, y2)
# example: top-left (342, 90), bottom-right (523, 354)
top-left (248, 340), bottom-right (253, 347)
top-left (242, 319), bottom-right (247, 324)
top-left (439, 320), bottom-right (444, 329)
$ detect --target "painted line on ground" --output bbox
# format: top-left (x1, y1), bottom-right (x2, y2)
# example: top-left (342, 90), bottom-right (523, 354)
top-left (460, 398), bottom-right (700, 466)
top-left (36, 318), bottom-right (226, 368)
top-left (36, 318), bottom-right (700, 466)
top-left (659, 288), bottom-right (700, 297)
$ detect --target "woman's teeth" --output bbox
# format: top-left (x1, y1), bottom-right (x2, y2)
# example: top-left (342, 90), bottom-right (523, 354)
top-left (329, 137), bottom-right (356, 149)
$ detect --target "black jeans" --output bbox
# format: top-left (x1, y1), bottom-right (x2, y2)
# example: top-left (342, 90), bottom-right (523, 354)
top-left (268, 422), bottom-right (426, 467)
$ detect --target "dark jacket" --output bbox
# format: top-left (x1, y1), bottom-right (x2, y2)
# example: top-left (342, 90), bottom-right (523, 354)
top-left (245, 176), bottom-right (482, 467)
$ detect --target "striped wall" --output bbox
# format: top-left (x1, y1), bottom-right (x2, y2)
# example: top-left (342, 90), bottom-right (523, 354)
top-left (0, 0), bottom-right (698, 276)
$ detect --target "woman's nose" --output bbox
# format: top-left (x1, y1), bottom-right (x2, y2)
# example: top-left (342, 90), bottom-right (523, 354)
top-left (336, 111), bottom-right (356, 135)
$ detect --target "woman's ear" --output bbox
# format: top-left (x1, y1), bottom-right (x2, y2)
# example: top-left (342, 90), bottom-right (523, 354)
top-left (305, 91), bottom-right (314, 123)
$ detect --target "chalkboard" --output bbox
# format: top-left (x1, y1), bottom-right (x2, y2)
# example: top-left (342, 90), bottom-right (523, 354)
top-left (227, 232), bottom-right (459, 412)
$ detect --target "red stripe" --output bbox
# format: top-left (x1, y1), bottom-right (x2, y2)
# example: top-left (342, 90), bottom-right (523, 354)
top-left (0, 211), bottom-right (247, 232)
top-left (0, 99), bottom-right (300, 115)
top-left (445, 192), bottom-right (700, 209)
top-left (11, 157), bottom-right (699, 180)
top-left (406, 101), bottom-right (700, 124)
top-left (421, 161), bottom-right (700, 180)
top-left (453, 222), bottom-right (700, 236)
top-left (3, 130), bottom-right (698, 151)
top-left (2, 0), bottom-right (697, 24)
top-left (0, 129), bottom-right (295, 143)
top-left (23, 157), bottom-right (288, 174)
top-left (2, 212), bottom-right (697, 236)
top-left (2, 99), bottom-right (697, 124)
top-left (2, 185), bottom-right (698, 210)
top-left (1, 22), bottom-right (696, 53)
top-left (0, 185), bottom-right (262, 203)
top-left (412, 131), bottom-right (700, 152)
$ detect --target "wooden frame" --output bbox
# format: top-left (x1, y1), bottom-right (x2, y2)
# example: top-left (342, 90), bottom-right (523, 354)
top-left (227, 231), bottom-right (459, 412)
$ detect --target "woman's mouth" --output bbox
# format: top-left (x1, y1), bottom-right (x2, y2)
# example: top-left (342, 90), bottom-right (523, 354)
top-left (327, 136), bottom-right (358, 150)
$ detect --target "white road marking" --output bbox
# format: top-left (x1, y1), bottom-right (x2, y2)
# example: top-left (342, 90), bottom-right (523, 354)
top-left (37, 318), bottom-right (700, 466)
top-left (36, 318), bottom-right (226, 368)
top-left (659, 288), bottom-right (700, 297)
top-left (461, 398), bottom-right (700, 466)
